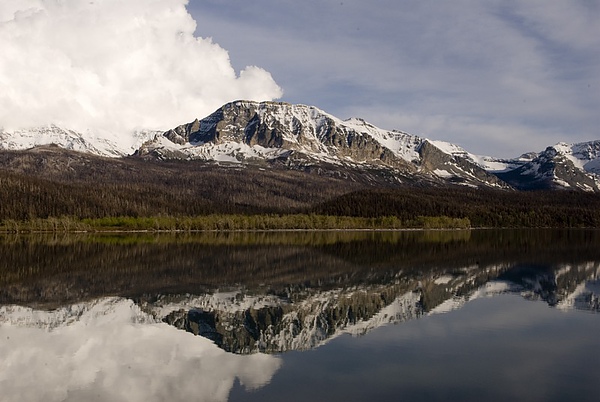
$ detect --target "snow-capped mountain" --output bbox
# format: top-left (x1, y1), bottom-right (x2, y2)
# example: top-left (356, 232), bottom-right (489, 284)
top-left (154, 286), bottom-right (424, 354)
top-left (136, 100), bottom-right (508, 189)
top-left (1, 100), bottom-right (599, 191)
top-left (136, 101), bottom-right (422, 169)
top-left (495, 142), bottom-right (600, 191)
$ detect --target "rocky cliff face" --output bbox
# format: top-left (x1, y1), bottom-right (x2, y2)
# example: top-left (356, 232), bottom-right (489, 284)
top-left (148, 101), bottom-right (417, 171)
top-left (417, 140), bottom-right (509, 188)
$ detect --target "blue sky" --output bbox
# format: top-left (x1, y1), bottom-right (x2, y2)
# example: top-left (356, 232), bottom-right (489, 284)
top-left (187, 0), bottom-right (600, 157)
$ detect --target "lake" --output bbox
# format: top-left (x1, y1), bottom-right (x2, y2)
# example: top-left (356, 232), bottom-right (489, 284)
top-left (0, 229), bottom-right (599, 401)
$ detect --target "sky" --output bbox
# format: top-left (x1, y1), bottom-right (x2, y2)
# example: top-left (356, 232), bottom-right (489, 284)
top-left (187, 0), bottom-right (600, 157)
top-left (0, 0), bottom-right (598, 157)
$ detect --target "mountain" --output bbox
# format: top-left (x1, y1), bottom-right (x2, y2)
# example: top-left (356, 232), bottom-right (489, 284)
top-left (136, 100), bottom-right (600, 191)
top-left (136, 100), bottom-right (509, 189)
top-left (495, 142), bottom-right (600, 191)
top-left (0, 125), bottom-right (158, 157)
top-left (1, 100), bottom-right (599, 191)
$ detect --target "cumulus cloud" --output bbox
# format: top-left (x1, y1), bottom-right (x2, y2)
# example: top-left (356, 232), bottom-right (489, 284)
top-left (0, 0), bottom-right (282, 138)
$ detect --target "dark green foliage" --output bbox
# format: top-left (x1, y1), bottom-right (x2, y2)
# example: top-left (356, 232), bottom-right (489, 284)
top-left (313, 188), bottom-right (600, 228)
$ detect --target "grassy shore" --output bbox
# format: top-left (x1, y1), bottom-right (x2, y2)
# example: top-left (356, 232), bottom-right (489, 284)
top-left (0, 214), bottom-right (471, 233)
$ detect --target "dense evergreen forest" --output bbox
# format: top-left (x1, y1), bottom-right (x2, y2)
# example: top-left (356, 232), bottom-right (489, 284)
top-left (314, 188), bottom-right (600, 228)
top-left (1, 146), bottom-right (600, 230)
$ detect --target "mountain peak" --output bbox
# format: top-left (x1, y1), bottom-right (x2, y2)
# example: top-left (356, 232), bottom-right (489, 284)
top-left (1, 100), bottom-right (598, 191)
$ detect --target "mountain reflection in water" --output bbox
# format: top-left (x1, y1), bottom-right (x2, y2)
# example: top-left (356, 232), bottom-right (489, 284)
top-left (1, 229), bottom-right (599, 401)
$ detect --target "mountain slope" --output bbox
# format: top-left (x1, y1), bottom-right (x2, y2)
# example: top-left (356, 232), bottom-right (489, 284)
top-left (137, 100), bottom-right (508, 189)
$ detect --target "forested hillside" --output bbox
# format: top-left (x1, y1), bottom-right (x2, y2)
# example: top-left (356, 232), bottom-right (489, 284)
top-left (2, 146), bottom-right (600, 229)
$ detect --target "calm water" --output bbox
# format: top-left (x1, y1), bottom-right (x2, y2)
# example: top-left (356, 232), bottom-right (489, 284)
top-left (0, 229), bottom-right (599, 402)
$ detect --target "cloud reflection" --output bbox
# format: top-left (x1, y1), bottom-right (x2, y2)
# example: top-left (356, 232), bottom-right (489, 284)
top-left (0, 298), bottom-right (281, 402)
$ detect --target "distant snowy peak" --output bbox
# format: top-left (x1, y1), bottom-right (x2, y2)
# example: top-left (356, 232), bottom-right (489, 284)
top-left (552, 140), bottom-right (600, 174)
top-left (495, 140), bottom-right (600, 191)
top-left (0, 125), bottom-right (158, 157)
top-left (0, 125), bottom-right (112, 156)
top-left (0, 297), bottom-right (156, 330)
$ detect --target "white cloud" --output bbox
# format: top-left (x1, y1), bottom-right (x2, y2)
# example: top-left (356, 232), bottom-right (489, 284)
top-left (0, 0), bottom-right (282, 138)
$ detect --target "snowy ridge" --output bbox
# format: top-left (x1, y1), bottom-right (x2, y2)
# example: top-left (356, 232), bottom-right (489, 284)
top-left (0, 125), bottom-right (158, 157)
top-left (505, 141), bottom-right (600, 191)
top-left (553, 141), bottom-right (600, 174)
top-left (140, 100), bottom-right (511, 188)
top-left (428, 140), bottom-right (531, 172)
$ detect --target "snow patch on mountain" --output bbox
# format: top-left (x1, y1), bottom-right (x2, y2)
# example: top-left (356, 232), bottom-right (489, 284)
top-left (145, 135), bottom-right (291, 163)
top-left (556, 279), bottom-right (600, 312)
top-left (428, 140), bottom-right (529, 172)
top-left (342, 117), bottom-right (422, 163)
top-left (147, 292), bottom-right (288, 319)
top-left (553, 141), bottom-right (600, 174)
top-left (345, 290), bottom-right (422, 336)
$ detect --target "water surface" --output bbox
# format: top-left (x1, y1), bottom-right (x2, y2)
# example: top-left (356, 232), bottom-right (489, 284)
top-left (0, 229), bottom-right (599, 401)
